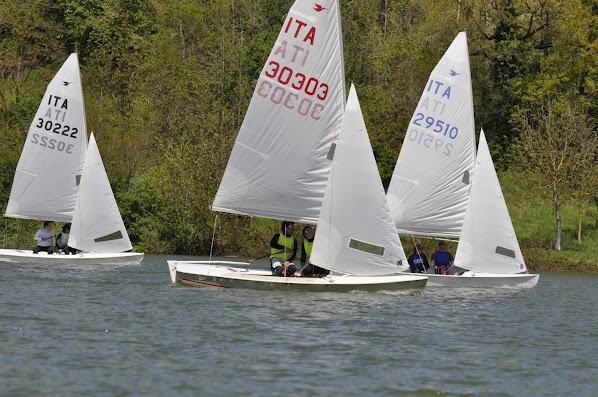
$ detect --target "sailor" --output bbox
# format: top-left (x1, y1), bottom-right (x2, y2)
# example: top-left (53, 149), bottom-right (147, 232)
top-left (431, 241), bottom-right (454, 275)
top-left (32, 221), bottom-right (55, 254)
top-left (299, 225), bottom-right (329, 277)
top-left (269, 221), bottom-right (297, 277)
top-left (55, 223), bottom-right (77, 255)
top-left (408, 244), bottom-right (429, 273)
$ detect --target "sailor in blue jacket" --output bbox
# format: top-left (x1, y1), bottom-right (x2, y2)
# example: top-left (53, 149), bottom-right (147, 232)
top-left (431, 241), bottom-right (454, 275)
top-left (408, 244), bottom-right (429, 273)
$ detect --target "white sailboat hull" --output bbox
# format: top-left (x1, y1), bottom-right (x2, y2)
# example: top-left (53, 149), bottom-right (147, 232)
top-left (0, 249), bottom-right (143, 265)
top-left (168, 261), bottom-right (427, 292)
top-left (424, 271), bottom-right (539, 288)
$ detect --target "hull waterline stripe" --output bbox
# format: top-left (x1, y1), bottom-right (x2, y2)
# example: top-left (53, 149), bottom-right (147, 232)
top-left (182, 277), bottom-right (229, 289)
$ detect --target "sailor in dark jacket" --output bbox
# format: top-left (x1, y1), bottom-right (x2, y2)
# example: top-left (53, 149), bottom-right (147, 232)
top-left (408, 244), bottom-right (430, 273)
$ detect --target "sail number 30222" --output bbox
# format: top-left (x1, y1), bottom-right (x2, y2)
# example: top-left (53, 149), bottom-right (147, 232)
top-left (35, 118), bottom-right (79, 139)
top-left (31, 117), bottom-right (78, 154)
top-left (31, 133), bottom-right (75, 154)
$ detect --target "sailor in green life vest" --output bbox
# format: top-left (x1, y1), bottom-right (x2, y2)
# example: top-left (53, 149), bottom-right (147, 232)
top-left (269, 221), bottom-right (298, 277)
top-left (300, 225), bottom-right (330, 277)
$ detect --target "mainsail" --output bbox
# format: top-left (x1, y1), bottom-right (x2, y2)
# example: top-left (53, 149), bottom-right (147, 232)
top-left (5, 53), bottom-right (88, 222)
top-left (211, 0), bottom-right (346, 223)
top-left (386, 32), bottom-right (476, 238)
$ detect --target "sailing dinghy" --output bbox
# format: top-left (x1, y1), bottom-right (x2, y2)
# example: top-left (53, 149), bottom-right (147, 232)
top-left (167, 0), bottom-right (426, 291)
top-left (386, 32), bottom-right (536, 287)
top-left (439, 130), bottom-right (538, 288)
top-left (0, 53), bottom-right (143, 265)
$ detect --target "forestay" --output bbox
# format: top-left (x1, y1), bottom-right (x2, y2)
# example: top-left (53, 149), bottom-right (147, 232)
top-left (211, 0), bottom-right (346, 223)
top-left (386, 32), bottom-right (476, 238)
top-left (69, 133), bottom-right (133, 253)
top-left (310, 84), bottom-right (408, 276)
top-left (455, 130), bottom-right (527, 274)
top-left (4, 53), bottom-right (88, 222)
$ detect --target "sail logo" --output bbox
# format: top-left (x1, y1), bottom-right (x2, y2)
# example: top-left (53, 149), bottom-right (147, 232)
top-left (449, 70), bottom-right (460, 77)
top-left (62, 81), bottom-right (73, 86)
top-left (313, 4), bottom-right (327, 12)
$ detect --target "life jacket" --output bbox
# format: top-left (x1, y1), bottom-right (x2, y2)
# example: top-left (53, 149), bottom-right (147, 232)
top-left (303, 238), bottom-right (313, 259)
top-left (410, 253), bottom-right (425, 270)
top-left (434, 250), bottom-right (451, 266)
top-left (270, 234), bottom-right (294, 260)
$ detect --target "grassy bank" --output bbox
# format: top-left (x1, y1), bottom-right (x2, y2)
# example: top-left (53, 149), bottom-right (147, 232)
top-left (500, 170), bottom-right (598, 273)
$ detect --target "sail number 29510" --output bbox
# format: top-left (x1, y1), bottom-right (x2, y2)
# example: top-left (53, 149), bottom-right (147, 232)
top-left (407, 129), bottom-right (453, 156)
top-left (412, 113), bottom-right (458, 139)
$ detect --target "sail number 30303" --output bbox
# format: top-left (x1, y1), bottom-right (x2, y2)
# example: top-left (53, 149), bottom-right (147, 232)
top-left (257, 60), bottom-right (328, 121)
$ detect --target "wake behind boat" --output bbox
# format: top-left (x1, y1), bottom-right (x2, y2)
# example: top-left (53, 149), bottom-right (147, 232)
top-left (167, 0), bottom-right (426, 292)
top-left (0, 53), bottom-right (143, 266)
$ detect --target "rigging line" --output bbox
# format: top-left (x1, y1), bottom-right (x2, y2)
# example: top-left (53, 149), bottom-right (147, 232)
top-left (326, 154), bottom-right (335, 277)
top-left (399, 203), bottom-right (426, 274)
top-left (3, 217), bottom-right (7, 249)
top-left (209, 213), bottom-right (218, 263)
top-left (410, 240), bottom-right (429, 274)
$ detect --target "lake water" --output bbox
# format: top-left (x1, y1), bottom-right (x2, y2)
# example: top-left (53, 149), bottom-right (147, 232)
top-left (1, 255), bottom-right (597, 396)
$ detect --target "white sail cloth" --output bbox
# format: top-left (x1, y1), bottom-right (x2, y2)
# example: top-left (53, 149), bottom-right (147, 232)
top-left (69, 133), bottom-right (133, 253)
top-left (211, 0), bottom-right (346, 223)
top-left (455, 130), bottom-right (527, 273)
top-left (310, 84), bottom-right (408, 276)
top-left (5, 53), bottom-right (88, 222)
top-left (386, 32), bottom-right (476, 238)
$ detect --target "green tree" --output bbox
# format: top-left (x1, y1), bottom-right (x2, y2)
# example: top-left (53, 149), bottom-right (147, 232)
top-left (465, 0), bottom-right (562, 162)
top-left (514, 97), bottom-right (595, 250)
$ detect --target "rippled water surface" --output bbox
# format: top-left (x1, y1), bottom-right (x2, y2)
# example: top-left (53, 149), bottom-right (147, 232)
top-left (1, 255), bottom-right (597, 396)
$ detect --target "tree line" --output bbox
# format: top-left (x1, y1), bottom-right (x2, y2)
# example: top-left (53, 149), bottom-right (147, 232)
top-left (1, 0), bottom-right (597, 256)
